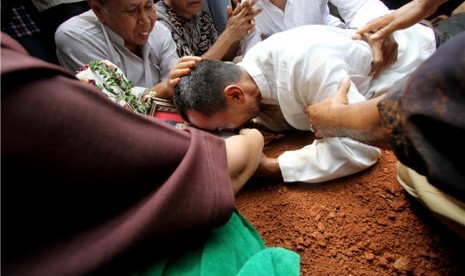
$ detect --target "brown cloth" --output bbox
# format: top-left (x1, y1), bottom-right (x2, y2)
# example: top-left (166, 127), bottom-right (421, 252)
top-left (1, 32), bottom-right (235, 276)
top-left (378, 32), bottom-right (465, 202)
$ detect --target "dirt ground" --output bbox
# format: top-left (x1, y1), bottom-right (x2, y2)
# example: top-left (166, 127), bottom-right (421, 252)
top-left (236, 130), bottom-right (465, 276)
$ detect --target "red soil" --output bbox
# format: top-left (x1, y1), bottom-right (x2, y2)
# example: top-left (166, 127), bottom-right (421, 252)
top-left (236, 130), bottom-right (465, 275)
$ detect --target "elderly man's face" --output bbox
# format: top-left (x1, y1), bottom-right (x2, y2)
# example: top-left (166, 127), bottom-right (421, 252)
top-left (97, 0), bottom-right (156, 52)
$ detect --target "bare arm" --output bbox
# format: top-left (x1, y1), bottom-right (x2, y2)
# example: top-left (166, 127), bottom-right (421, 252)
top-left (201, 0), bottom-right (261, 61)
top-left (304, 78), bottom-right (390, 149)
top-left (356, 0), bottom-right (447, 41)
top-left (225, 128), bottom-right (264, 193)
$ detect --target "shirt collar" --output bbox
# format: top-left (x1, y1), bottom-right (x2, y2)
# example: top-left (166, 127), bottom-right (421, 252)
top-left (102, 23), bottom-right (150, 58)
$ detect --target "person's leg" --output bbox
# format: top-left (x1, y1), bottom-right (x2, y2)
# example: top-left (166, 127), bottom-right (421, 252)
top-left (397, 162), bottom-right (465, 239)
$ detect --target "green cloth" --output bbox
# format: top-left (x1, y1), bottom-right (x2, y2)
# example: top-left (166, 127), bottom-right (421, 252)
top-left (135, 210), bottom-right (300, 276)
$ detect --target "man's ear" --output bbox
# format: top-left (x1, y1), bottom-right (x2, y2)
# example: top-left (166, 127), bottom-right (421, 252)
top-left (224, 85), bottom-right (246, 104)
top-left (88, 0), bottom-right (106, 22)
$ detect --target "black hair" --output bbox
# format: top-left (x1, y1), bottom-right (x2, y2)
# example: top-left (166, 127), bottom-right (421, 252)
top-left (173, 59), bottom-right (243, 122)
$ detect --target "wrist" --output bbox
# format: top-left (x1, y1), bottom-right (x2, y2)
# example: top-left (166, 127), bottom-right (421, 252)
top-left (141, 88), bottom-right (157, 103)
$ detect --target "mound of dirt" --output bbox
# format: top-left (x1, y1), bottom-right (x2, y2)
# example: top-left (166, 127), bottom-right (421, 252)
top-left (236, 130), bottom-right (465, 275)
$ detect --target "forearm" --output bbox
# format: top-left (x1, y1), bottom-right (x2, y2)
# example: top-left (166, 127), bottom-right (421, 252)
top-left (318, 96), bottom-right (389, 149)
top-left (225, 128), bottom-right (264, 194)
top-left (153, 81), bottom-right (173, 99)
top-left (201, 33), bottom-right (240, 61)
top-left (416, 0), bottom-right (447, 15)
top-left (305, 77), bottom-right (390, 148)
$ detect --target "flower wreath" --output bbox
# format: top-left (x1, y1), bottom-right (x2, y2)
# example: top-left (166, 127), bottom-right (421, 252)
top-left (76, 59), bottom-right (152, 114)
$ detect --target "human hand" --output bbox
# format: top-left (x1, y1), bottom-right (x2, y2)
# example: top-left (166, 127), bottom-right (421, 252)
top-left (164, 56), bottom-right (201, 97)
top-left (355, 0), bottom-right (444, 41)
top-left (253, 153), bottom-right (282, 180)
top-left (224, 0), bottom-right (262, 41)
top-left (231, 0), bottom-right (240, 9)
top-left (353, 32), bottom-right (398, 79)
top-left (303, 78), bottom-right (351, 139)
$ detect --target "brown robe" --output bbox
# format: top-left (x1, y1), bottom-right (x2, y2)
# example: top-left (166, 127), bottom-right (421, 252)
top-left (1, 32), bottom-right (235, 275)
top-left (378, 32), bottom-right (465, 202)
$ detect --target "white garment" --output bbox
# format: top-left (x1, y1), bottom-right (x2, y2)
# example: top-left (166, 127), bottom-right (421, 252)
top-left (243, 0), bottom-right (389, 53)
top-left (55, 10), bottom-right (179, 88)
top-left (238, 24), bottom-right (435, 183)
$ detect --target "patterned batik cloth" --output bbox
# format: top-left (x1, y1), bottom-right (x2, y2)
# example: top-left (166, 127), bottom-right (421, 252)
top-left (155, 0), bottom-right (218, 57)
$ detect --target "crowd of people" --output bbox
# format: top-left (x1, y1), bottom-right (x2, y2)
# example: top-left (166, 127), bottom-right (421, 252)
top-left (2, 0), bottom-right (465, 275)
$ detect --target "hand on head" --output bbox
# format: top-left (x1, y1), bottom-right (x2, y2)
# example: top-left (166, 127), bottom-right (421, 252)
top-left (164, 56), bottom-right (202, 98)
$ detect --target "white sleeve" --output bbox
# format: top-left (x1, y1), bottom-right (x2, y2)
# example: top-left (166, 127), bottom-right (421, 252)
top-left (155, 24), bottom-right (180, 81)
top-left (330, 0), bottom-right (389, 28)
top-left (55, 23), bottom-right (111, 73)
top-left (278, 137), bottom-right (381, 183)
top-left (275, 31), bottom-right (379, 183)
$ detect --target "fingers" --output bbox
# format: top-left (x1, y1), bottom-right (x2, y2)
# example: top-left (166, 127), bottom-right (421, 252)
top-left (370, 28), bottom-right (390, 41)
top-left (335, 77), bottom-right (351, 101)
top-left (231, 0), bottom-right (239, 9)
top-left (227, 5), bottom-right (233, 17)
top-left (168, 56), bottom-right (201, 84)
top-left (236, 0), bottom-right (261, 18)
top-left (303, 77), bottom-right (351, 137)
top-left (368, 39), bottom-right (383, 78)
top-left (168, 77), bottom-right (181, 88)
top-left (356, 14), bottom-right (395, 41)
top-left (247, 18), bottom-right (255, 34)
top-left (368, 33), bottom-right (399, 78)
top-left (171, 68), bottom-right (192, 79)
top-left (351, 33), bottom-right (364, 41)
top-left (174, 56), bottom-right (200, 72)
top-left (178, 55), bottom-right (202, 63)
top-left (232, 0), bottom-right (245, 16)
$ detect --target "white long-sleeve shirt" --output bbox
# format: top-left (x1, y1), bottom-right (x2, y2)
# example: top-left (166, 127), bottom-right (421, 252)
top-left (238, 24), bottom-right (435, 183)
top-left (55, 10), bottom-right (179, 88)
top-left (243, 0), bottom-right (389, 53)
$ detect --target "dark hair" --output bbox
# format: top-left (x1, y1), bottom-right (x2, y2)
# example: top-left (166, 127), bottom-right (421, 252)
top-left (174, 59), bottom-right (243, 122)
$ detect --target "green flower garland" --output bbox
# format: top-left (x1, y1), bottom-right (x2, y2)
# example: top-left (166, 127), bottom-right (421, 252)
top-left (85, 60), bottom-right (152, 114)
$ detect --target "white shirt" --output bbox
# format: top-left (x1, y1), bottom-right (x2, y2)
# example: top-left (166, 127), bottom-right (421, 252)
top-left (243, 0), bottom-right (390, 53)
top-left (55, 10), bottom-right (179, 88)
top-left (238, 24), bottom-right (435, 183)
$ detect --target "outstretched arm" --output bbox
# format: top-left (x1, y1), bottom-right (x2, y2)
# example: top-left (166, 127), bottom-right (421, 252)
top-left (356, 0), bottom-right (446, 41)
top-left (304, 78), bottom-right (389, 149)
